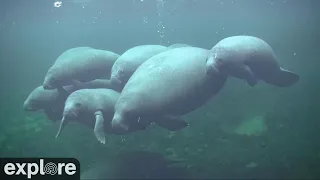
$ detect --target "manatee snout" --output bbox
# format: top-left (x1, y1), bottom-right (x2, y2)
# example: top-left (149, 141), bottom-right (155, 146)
top-left (111, 113), bottom-right (129, 131)
top-left (63, 102), bottom-right (81, 120)
top-left (43, 69), bottom-right (60, 89)
top-left (63, 110), bottom-right (78, 120)
top-left (43, 76), bottom-right (55, 90)
top-left (110, 65), bottom-right (126, 87)
top-left (23, 100), bottom-right (34, 111)
top-left (43, 83), bottom-right (53, 90)
top-left (23, 97), bottom-right (41, 111)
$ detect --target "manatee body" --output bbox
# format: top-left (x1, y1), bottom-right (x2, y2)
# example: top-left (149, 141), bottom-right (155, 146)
top-left (23, 79), bottom-right (117, 121)
top-left (110, 45), bottom-right (167, 90)
top-left (55, 89), bottom-right (146, 144)
top-left (111, 47), bottom-right (227, 131)
top-left (167, 43), bottom-right (192, 49)
top-left (210, 35), bottom-right (299, 87)
top-left (43, 47), bottom-right (119, 89)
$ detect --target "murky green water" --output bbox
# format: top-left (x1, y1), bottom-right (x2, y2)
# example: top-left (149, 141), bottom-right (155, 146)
top-left (0, 0), bottom-right (319, 179)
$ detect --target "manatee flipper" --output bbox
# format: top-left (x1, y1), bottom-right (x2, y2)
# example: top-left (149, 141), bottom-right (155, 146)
top-left (268, 68), bottom-right (299, 87)
top-left (155, 116), bottom-right (189, 131)
top-left (55, 116), bottom-right (68, 138)
top-left (243, 65), bottom-right (258, 86)
top-left (205, 54), bottom-right (220, 75)
top-left (94, 111), bottom-right (106, 144)
top-left (44, 108), bottom-right (62, 121)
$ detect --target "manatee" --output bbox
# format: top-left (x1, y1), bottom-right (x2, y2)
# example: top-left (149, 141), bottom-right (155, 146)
top-left (55, 89), bottom-right (147, 144)
top-left (111, 47), bottom-right (227, 131)
top-left (23, 79), bottom-right (117, 121)
top-left (167, 43), bottom-right (192, 49)
top-left (210, 35), bottom-right (299, 87)
top-left (43, 47), bottom-right (119, 90)
top-left (110, 45), bottom-right (167, 90)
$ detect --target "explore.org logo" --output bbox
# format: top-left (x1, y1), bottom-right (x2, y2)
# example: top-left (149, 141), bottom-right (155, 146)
top-left (0, 158), bottom-right (80, 180)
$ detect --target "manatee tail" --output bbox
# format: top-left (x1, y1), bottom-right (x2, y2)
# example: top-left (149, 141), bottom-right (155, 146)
top-left (55, 116), bottom-right (68, 138)
top-left (267, 68), bottom-right (299, 87)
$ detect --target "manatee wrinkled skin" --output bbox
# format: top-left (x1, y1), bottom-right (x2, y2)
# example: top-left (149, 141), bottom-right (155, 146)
top-left (23, 79), bottom-right (116, 121)
top-left (110, 45), bottom-right (167, 90)
top-left (55, 89), bottom-right (146, 144)
top-left (111, 47), bottom-right (227, 131)
top-left (210, 35), bottom-right (299, 87)
top-left (43, 47), bottom-right (119, 89)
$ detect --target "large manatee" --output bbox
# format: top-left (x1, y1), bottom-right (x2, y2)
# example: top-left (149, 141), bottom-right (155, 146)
top-left (210, 35), bottom-right (299, 87)
top-left (110, 45), bottom-right (167, 90)
top-left (111, 47), bottom-right (227, 131)
top-left (23, 79), bottom-right (116, 121)
top-left (43, 47), bottom-right (119, 89)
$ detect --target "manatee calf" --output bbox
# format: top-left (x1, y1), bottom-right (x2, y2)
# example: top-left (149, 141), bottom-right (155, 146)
top-left (210, 35), bottom-right (299, 87)
top-left (55, 89), bottom-right (119, 144)
top-left (55, 89), bottom-right (147, 144)
top-left (111, 47), bottom-right (227, 131)
top-left (167, 43), bottom-right (192, 49)
top-left (23, 79), bottom-right (117, 121)
top-left (110, 45), bottom-right (167, 90)
top-left (43, 47), bottom-right (119, 90)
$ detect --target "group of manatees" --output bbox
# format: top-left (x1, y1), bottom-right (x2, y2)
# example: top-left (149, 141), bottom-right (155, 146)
top-left (23, 36), bottom-right (299, 144)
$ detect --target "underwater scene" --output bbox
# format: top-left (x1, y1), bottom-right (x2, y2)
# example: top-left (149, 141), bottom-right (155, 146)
top-left (0, 0), bottom-right (319, 179)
